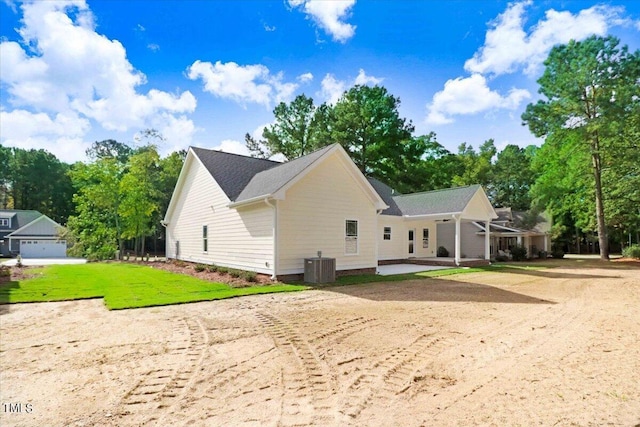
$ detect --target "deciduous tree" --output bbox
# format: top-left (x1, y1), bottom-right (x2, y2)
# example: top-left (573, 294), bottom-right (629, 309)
top-left (522, 35), bottom-right (640, 259)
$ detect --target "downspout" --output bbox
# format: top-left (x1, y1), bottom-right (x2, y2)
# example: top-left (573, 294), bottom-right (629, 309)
top-left (265, 199), bottom-right (278, 280)
top-left (375, 209), bottom-right (383, 274)
top-left (160, 220), bottom-right (169, 259)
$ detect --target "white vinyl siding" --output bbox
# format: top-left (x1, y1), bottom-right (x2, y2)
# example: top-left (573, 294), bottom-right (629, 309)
top-left (378, 216), bottom-right (404, 260)
top-left (277, 152), bottom-right (378, 274)
top-left (165, 153), bottom-right (274, 274)
top-left (378, 217), bottom-right (437, 260)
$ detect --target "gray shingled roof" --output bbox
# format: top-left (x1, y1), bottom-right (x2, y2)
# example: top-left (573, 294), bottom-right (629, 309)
top-left (236, 144), bottom-right (336, 202)
top-left (0, 209), bottom-right (43, 236)
top-left (191, 144), bottom-right (337, 203)
top-left (366, 177), bottom-right (403, 216)
top-left (393, 185), bottom-right (481, 216)
top-left (190, 145), bottom-right (484, 217)
top-left (191, 147), bottom-right (280, 201)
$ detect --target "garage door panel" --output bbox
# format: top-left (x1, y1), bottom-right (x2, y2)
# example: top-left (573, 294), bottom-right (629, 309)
top-left (20, 240), bottom-right (67, 258)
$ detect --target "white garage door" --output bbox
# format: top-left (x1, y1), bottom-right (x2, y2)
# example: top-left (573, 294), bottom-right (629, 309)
top-left (20, 240), bottom-right (67, 258)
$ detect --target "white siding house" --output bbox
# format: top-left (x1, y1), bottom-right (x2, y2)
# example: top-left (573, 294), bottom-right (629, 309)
top-left (164, 143), bottom-right (498, 280)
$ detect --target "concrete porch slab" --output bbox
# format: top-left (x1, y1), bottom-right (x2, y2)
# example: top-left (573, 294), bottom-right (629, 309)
top-left (377, 264), bottom-right (451, 276)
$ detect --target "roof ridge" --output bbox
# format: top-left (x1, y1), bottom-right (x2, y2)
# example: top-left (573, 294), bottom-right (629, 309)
top-left (190, 146), bottom-right (282, 165)
top-left (392, 184), bottom-right (479, 198)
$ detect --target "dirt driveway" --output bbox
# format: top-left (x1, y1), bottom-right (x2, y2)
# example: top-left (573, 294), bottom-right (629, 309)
top-left (1, 264), bottom-right (639, 426)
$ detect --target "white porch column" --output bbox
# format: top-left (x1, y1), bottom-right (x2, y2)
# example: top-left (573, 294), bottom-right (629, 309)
top-left (485, 220), bottom-right (491, 260)
top-left (454, 215), bottom-right (461, 266)
top-left (517, 235), bottom-right (522, 246)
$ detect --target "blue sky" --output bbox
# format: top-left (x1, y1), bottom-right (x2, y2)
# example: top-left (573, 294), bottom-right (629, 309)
top-left (1, 0), bottom-right (639, 163)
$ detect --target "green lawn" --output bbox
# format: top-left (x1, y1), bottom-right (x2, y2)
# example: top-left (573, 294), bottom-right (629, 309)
top-left (0, 263), bottom-right (306, 310)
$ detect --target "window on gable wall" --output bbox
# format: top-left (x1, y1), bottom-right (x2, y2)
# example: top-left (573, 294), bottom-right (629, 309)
top-left (345, 220), bottom-right (358, 254)
top-left (203, 225), bottom-right (208, 252)
top-left (383, 227), bottom-right (391, 240)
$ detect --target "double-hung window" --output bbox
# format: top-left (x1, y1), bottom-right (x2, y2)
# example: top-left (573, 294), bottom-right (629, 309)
top-left (203, 225), bottom-right (208, 252)
top-left (383, 227), bottom-right (391, 240)
top-left (345, 220), bottom-right (358, 254)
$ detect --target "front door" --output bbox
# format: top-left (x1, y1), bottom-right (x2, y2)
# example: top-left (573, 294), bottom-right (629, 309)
top-left (408, 229), bottom-right (415, 256)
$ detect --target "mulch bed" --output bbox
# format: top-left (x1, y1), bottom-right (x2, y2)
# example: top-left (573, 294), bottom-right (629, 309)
top-left (1, 265), bottom-right (41, 283)
top-left (133, 260), bottom-right (278, 288)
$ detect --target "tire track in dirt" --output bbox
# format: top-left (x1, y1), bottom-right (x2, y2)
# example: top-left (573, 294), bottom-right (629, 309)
top-left (339, 332), bottom-right (451, 422)
top-left (429, 278), bottom-right (594, 424)
top-left (309, 316), bottom-right (378, 344)
top-left (113, 315), bottom-right (208, 425)
top-left (254, 310), bottom-right (338, 427)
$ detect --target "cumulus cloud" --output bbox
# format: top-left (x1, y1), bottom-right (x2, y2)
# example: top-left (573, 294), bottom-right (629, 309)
top-left (426, 74), bottom-right (530, 125)
top-left (0, 0), bottom-right (197, 162)
top-left (212, 139), bottom-right (251, 156)
top-left (354, 69), bottom-right (383, 86)
top-left (187, 60), bottom-right (299, 108)
top-left (424, 1), bottom-right (629, 125)
top-left (297, 72), bottom-right (314, 83)
top-left (288, 0), bottom-right (356, 43)
top-left (319, 69), bottom-right (383, 104)
top-left (465, 1), bottom-right (621, 77)
top-left (319, 74), bottom-right (347, 105)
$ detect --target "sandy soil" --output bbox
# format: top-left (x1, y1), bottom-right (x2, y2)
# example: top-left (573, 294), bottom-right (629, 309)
top-left (1, 264), bottom-right (639, 426)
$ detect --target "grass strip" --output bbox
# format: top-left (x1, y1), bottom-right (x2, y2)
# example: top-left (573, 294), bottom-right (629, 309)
top-left (0, 263), bottom-right (306, 310)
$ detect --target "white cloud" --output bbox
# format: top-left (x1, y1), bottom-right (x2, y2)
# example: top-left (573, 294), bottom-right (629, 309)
top-left (426, 74), bottom-right (530, 125)
top-left (354, 69), bottom-right (383, 86)
top-left (0, 109), bottom-right (92, 163)
top-left (319, 69), bottom-right (383, 104)
top-left (288, 0), bottom-right (356, 43)
top-left (465, 1), bottom-right (621, 76)
top-left (187, 60), bottom-right (298, 107)
top-left (297, 72), bottom-right (314, 83)
top-left (213, 139), bottom-right (251, 156)
top-left (320, 74), bottom-right (347, 105)
top-left (0, 0), bottom-right (197, 160)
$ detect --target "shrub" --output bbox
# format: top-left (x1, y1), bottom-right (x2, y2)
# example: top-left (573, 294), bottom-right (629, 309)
top-left (194, 264), bottom-right (206, 272)
top-left (217, 266), bottom-right (229, 275)
top-left (551, 248), bottom-right (565, 259)
top-left (242, 271), bottom-right (258, 282)
top-left (437, 246), bottom-right (449, 257)
top-left (538, 250), bottom-right (548, 259)
top-left (510, 245), bottom-right (528, 261)
top-left (174, 260), bottom-right (186, 268)
top-left (207, 265), bottom-right (218, 273)
top-left (228, 269), bottom-right (242, 278)
top-left (494, 255), bottom-right (509, 262)
top-left (622, 244), bottom-right (640, 259)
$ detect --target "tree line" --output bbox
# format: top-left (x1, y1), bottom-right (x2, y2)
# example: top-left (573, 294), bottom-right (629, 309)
top-left (2, 35), bottom-right (637, 260)
top-left (246, 35), bottom-right (639, 258)
top-left (1, 136), bottom-right (184, 260)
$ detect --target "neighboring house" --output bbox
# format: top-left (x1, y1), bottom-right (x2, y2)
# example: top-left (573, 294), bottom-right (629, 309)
top-left (437, 207), bottom-right (551, 259)
top-left (163, 143), bottom-right (497, 280)
top-left (0, 210), bottom-right (67, 258)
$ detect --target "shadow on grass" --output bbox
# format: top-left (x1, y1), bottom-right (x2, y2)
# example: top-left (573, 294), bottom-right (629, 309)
top-left (319, 277), bottom-right (555, 304)
top-left (0, 281), bottom-right (20, 315)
